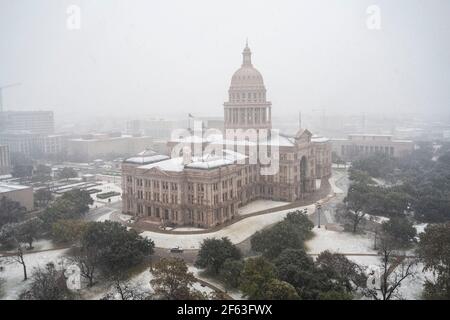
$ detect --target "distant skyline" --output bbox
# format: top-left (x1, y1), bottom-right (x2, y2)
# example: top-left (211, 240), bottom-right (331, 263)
top-left (1, 0), bottom-right (449, 121)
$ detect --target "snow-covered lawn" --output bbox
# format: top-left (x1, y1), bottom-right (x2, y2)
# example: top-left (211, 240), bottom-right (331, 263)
top-left (1, 239), bottom-right (57, 254)
top-left (364, 214), bottom-right (390, 224)
top-left (238, 199), bottom-right (289, 216)
top-left (306, 227), bottom-right (376, 255)
top-left (141, 203), bottom-right (316, 249)
top-left (96, 212), bottom-right (112, 222)
top-left (81, 265), bottom-right (214, 300)
top-left (118, 214), bottom-right (133, 223)
top-left (188, 266), bottom-right (244, 300)
top-left (88, 182), bottom-right (122, 209)
top-left (305, 228), bottom-right (432, 300)
top-left (0, 249), bottom-right (68, 300)
top-left (30, 239), bottom-right (56, 251)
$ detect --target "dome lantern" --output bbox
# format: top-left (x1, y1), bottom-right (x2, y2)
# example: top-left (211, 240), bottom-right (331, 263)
top-left (242, 39), bottom-right (252, 67)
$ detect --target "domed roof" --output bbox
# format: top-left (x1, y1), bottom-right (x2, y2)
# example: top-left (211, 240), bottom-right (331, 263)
top-left (231, 66), bottom-right (264, 87)
top-left (229, 42), bottom-right (265, 89)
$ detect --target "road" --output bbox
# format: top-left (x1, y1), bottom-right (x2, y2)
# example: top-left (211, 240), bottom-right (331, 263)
top-left (309, 169), bottom-right (349, 227)
top-left (86, 201), bottom-right (122, 222)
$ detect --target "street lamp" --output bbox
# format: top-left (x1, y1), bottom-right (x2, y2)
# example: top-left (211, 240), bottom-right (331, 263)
top-left (315, 202), bottom-right (322, 228)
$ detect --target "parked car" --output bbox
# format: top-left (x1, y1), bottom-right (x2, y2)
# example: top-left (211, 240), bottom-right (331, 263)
top-left (170, 246), bottom-right (184, 253)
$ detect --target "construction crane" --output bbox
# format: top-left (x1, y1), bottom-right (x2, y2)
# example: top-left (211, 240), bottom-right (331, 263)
top-left (0, 82), bottom-right (21, 112)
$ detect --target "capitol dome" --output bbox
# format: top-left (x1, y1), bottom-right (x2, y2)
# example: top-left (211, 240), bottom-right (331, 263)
top-left (229, 42), bottom-right (265, 89)
top-left (224, 41), bottom-right (271, 132)
top-left (230, 67), bottom-right (264, 88)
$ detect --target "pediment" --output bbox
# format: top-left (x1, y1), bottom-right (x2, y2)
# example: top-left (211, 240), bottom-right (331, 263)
top-left (142, 166), bottom-right (171, 177)
top-left (295, 129), bottom-right (312, 140)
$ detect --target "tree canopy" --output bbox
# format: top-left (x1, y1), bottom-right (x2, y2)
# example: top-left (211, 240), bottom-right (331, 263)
top-left (417, 223), bottom-right (450, 299)
top-left (0, 196), bottom-right (26, 228)
top-left (251, 210), bottom-right (313, 259)
top-left (150, 258), bottom-right (204, 300)
top-left (80, 221), bottom-right (154, 275)
top-left (195, 237), bottom-right (241, 275)
top-left (40, 189), bottom-right (93, 226)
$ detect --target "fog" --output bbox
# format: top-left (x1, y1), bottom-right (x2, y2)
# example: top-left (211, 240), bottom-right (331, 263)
top-left (1, 0), bottom-right (449, 122)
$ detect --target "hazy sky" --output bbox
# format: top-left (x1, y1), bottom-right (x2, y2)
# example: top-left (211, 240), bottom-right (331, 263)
top-left (1, 0), bottom-right (449, 121)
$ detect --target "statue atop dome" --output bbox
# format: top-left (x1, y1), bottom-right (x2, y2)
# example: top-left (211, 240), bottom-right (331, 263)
top-left (242, 39), bottom-right (252, 67)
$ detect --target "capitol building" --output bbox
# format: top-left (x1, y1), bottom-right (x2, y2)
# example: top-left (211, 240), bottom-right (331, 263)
top-left (122, 43), bottom-right (332, 228)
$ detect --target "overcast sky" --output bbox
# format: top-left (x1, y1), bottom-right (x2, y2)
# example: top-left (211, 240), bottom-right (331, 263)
top-left (1, 0), bottom-right (449, 121)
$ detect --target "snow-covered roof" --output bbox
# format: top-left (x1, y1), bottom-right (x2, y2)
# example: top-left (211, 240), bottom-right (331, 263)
top-left (312, 135), bottom-right (330, 143)
top-left (263, 134), bottom-right (295, 147)
top-left (138, 149), bottom-right (247, 172)
top-left (170, 129), bottom-right (324, 149)
top-left (125, 154), bottom-right (170, 165)
top-left (186, 150), bottom-right (247, 170)
top-left (0, 183), bottom-right (31, 193)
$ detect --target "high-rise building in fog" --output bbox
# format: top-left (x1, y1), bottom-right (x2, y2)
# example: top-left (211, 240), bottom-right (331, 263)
top-left (0, 145), bottom-right (11, 175)
top-left (67, 133), bottom-right (154, 162)
top-left (0, 111), bottom-right (54, 134)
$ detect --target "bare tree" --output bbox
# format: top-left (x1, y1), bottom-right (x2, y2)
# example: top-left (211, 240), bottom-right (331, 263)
top-left (12, 245), bottom-right (28, 281)
top-left (67, 247), bottom-right (98, 287)
top-left (102, 276), bottom-right (149, 300)
top-left (336, 203), bottom-right (366, 233)
top-left (19, 262), bottom-right (73, 300)
top-left (365, 236), bottom-right (417, 300)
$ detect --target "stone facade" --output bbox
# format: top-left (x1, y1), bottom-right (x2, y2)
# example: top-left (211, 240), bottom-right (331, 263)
top-left (122, 44), bottom-right (332, 228)
top-left (0, 145), bottom-right (11, 175)
top-left (67, 133), bottom-right (154, 162)
top-left (0, 184), bottom-right (34, 211)
top-left (224, 42), bottom-right (271, 132)
top-left (331, 134), bottom-right (414, 161)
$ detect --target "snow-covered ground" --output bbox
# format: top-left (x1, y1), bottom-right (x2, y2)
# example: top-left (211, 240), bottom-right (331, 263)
top-left (0, 249), bottom-right (69, 300)
top-left (96, 212), bottom-right (112, 222)
top-left (30, 239), bottom-right (56, 251)
top-left (329, 171), bottom-right (345, 194)
top-left (118, 214), bottom-right (133, 223)
top-left (188, 266), bottom-right (244, 300)
top-left (172, 227), bottom-right (206, 232)
top-left (305, 227), bottom-right (431, 300)
top-left (364, 214), bottom-right (390, 224)
top-left (1, 239), bottom-right (57, 254)
top-left (82, 265), bottom-right (214, 300)
top-left (88, 182), bottom-right (122, 209)
top-left (372, 178), bottom-right (388, 186)
top-left (141, 203), bottom-right (316, 249)
top-left (237, 199), bottom-right (289, 216)
top-left (306, 227), bottom-right (376, 255)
